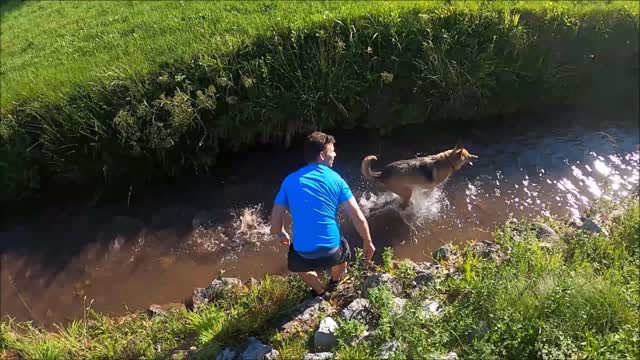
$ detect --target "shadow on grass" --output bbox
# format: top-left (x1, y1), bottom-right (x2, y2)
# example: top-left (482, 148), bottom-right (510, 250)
top-left (0, 0), bottom-right (27, 17)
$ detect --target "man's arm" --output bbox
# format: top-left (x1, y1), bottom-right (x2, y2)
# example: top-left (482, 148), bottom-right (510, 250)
top-left (343, 197), bottom-right (375, 260)
top-left (270, 204), bottom-right (290, 245)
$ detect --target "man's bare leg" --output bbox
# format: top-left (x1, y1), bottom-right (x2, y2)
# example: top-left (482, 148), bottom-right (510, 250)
top-left (330, 262), bottom-right (347, 282)
top-left (297, 271), bottom-right (325, 295)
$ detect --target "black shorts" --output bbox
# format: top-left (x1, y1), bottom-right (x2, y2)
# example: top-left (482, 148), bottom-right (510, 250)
top-left (287, 238), bottom-right (352, 273)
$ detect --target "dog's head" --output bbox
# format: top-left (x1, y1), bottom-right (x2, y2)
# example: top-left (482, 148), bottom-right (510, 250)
top-left (449, 145), bottom-right (478, 169)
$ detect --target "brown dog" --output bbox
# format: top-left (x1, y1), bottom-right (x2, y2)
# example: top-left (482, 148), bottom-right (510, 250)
top-left (361, 145), bottom-right (478, 209)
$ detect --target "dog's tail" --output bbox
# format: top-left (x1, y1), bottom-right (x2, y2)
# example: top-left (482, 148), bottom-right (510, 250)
top-left (361, 155), bottom-right (382, 180)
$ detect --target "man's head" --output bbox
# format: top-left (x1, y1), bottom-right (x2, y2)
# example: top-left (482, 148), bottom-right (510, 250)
top-left (304, 131), bottom-right (336, 167)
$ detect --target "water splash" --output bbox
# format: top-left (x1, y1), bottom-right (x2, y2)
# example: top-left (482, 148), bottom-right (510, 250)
top-left (188, 205), bottom-right (272, 261)
top-left (400, 187), bottom-right (448, 227)
top-left (358, 186), bottom-right (449, 242)
top-left (229, 206), bottom-right (272, 251)
top-left (358, 191), bottom-right (398, 217)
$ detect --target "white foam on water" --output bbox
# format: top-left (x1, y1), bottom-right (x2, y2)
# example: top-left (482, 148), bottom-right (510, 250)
top-left (183, 148), bottom-right (639, 261)
top-left (191, 225), bottom-right (228, 254)
top-left (358, 186), bottom-right (449, 241)
top-left (358, 191), bottom-right (399, 217)
top-left (230, 205), bottom-right (272, 249)
top-left (187, 205), bottom-right (272, 261)
top-left (402, 187), bottom-right (448, 226)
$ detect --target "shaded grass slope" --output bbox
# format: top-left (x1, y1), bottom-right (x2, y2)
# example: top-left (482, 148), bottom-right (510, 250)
top-left (1, 1), bottom-right (638, 208)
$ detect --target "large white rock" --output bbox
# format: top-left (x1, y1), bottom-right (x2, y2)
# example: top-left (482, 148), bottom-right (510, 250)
top-left (303, 353), bottom-right (334, 360)
top-left (380, 340), bottom-right (401, 359)
top-left (314, 317), bottom-right (338, 352)
top-left (340, 298), bottom-right (375, 324)
top-left (241, 337), bottom-right (277, 360)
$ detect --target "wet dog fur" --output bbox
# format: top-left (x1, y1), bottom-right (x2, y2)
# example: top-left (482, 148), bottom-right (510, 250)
top-left (361, 145), bottom-right (478, 209)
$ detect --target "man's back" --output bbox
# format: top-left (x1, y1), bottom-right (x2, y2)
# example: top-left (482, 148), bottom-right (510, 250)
top-left (274, 163), bottom-right (352, 253)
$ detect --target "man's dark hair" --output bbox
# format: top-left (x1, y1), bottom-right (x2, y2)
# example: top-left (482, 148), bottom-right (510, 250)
top-left (304, 131), bottom-right (335, 163)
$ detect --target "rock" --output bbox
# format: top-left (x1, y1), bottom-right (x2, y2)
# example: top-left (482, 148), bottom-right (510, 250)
top-left (421, 300), bottom-right (442, 318)
top-left (189, 277), bottom-right (244, 310)
top-left (279, 297), bottom-right (334, 336)
top-left (439, 352), bottom-right (459, 360)
top-left (190, 287), bottom-right (211, 310)
top-left (171, 350), bottom-right (190, 360)
top-left (380, 340), bottom-right (401, 359)
top-left (403, 260), bottom-right (427, 272)
top-left (579, 218), bottom-right (608, 236)
top-left (264, 350), bottom-right (280, 360)
top-left (433, 245), bottom-right (454, 262)
top-left (407, 261), bottom-right (438, 287)
top-left (303, 353), bottom-right (334, 360)
top-left (147, 302), bottom-right (185, 318)
top-left (147, 304), bottom-right (167, 318)
top-left (533, 223), bottom-right (559, 242)
top-left (211, 277), bottom-right (244, 291)
top-left (340, 298), bottom-right (376, 324)
top-left (241, 337), bottom-right (276, 360)
top-left (413, 272), bottom-right (435, 287)
top-left (471, 240), bottom-right (504, 261)
top-left (363, 273), bottom-right (403, 296)
top-left (216, 348), bottom-right (238, 360)
top-left (538, 241), bottom-right (555, 250)
top-left (447, 269), bottom-right (463, 281)
top-left (391, 298), bottom-right (407, 315)
top-left (314, 317), bottom-right (338, 352)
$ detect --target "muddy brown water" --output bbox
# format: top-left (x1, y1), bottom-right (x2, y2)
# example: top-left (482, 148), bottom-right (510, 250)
top-left (1, 110), bottom-right (638, 327)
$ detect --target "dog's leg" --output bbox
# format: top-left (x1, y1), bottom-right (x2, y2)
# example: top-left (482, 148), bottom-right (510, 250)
top-left (399, 187), bottom-right (412, 210)
top-left (386, 181), bottom-right (412, 210)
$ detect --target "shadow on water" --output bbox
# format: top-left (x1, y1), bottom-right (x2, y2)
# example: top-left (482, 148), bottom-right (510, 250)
top-left (342, 206), bottom-right (413, 263)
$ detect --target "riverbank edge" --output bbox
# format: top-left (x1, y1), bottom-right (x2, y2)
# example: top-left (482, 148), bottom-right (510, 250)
top-left (2, 2), bottom-right (638, 212)
top-left (2, 197), bottom-right (638, 359)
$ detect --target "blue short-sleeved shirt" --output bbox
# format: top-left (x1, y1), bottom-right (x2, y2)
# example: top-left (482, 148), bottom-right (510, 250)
top-left (274, 163), bottom-right (353, 253)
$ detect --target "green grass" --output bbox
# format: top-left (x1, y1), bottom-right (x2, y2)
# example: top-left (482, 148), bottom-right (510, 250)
top-left (337, 200), bottom-right (640, 359)
top-left (3, 199), bottom-right (638, 359)
top-left (1, 275), bottom-right (307, 359)
top-left (3, 1), bottom-right (636, 109)
top-left (0, 1), bottom-right (638, 208)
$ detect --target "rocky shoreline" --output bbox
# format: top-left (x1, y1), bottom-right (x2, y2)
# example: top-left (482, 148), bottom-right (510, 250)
top-left (149, 212), bottom-right (611, 360)
top-left (4, 198), bottom-right (635, 360)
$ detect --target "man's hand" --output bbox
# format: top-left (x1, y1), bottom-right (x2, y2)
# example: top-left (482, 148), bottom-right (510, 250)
top-left (343, 197), bottom-right (375, 261)
top-left (270, 204), bottom-right (290, 246)
top-left (364, 241), bottom-right (376, 261)
top-left (277, 232), bottom-right (291, 246)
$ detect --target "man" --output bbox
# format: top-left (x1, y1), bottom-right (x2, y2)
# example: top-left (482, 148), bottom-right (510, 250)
top-left (270, 131), bottom-right (375, 298)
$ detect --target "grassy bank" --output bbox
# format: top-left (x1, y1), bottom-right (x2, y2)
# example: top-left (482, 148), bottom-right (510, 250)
top-left (1, 1), bottom-right (638, 208)
top-left (2, 199), bottom-right (638, 359)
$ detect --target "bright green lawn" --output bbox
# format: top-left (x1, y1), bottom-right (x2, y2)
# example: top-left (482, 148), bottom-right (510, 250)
top-left (1, 0), bottom-right (637, 110)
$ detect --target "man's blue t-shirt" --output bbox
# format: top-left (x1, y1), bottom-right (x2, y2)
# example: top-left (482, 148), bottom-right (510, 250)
top-left (274, 163), bottom-right (353, 253)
